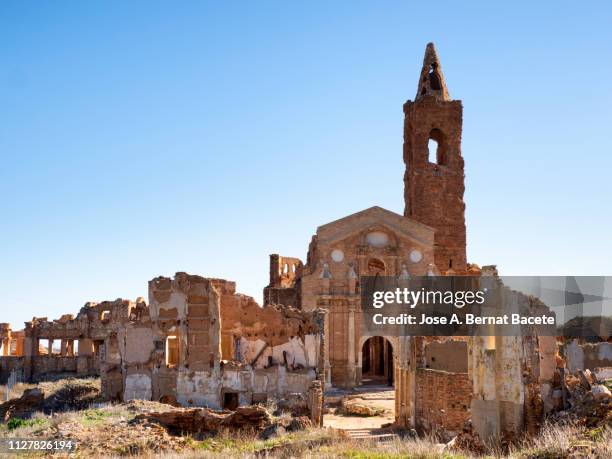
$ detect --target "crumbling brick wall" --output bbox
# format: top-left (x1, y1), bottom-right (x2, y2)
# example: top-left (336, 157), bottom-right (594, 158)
top-left (263, 254), bottom-right (302, 307)
top-left (92, 272), bottom-right (328, 413)
top-left (2, 299), bottom-right (141, 383)
top-left (415, 368), bottom-right (471, 435)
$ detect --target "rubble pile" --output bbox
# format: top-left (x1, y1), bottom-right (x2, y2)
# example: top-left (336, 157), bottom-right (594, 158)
top-left (259, 415), bottom-right (314, 440)
top-left (42, 380), bottom-right (100, 412)
top-left (53, 416), bottom-right (191, 455)
top-left (444, 423), bottom-right (486, 456)
top-left (286, 415), bottom-right (313, 431)
top-left (0, 379), bottom-right (101, 421)
top-left (0, 388), bottom-right (44, 421)
top-left (551, 369), bottom-right (612, 427)
top-left (135, 405), bottom-right (273, 434)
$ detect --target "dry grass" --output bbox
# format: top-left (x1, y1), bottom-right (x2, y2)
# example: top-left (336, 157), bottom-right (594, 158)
top-left (0, 413), bottom-right (609, 458)
top-left (158, 422), bottom-right (612, 459)
top-left (2, 378), bottom-right (609, 458)
top-left (127, 428), bottom-right (456, 458)
top-left (510, 421), bottom-right (612, 459)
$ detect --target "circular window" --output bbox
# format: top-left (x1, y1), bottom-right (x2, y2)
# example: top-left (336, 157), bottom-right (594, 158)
top-left (409, 249), bottom-right (423, 263)
top-left (366, 231), bottom-right (389, 248)
top-left (331, 249), bottom-right (344, 263)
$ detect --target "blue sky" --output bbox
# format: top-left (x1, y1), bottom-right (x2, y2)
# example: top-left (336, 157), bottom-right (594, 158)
top-left (1, 1), bottom-right (611, 329)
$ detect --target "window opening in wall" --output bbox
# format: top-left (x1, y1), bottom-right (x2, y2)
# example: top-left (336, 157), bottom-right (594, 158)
top-left (427, 128), bottom-right (446, 165)
top-left (428, 138), bottom-right (438, 164)
top-left (166, 335), bottom-right (179, 367)
top-left (65, 339), bottom-right (76, 356)
top-left (38, 339), bottom-right (50, 356)
top-left (93, 340), bottom-right (104, 357)
top-left (429, 63), bottom-right (442, 90)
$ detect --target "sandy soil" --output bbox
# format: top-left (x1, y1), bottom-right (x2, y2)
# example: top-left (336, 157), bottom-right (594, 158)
top-left (323, 385), bottom-right (395, 430)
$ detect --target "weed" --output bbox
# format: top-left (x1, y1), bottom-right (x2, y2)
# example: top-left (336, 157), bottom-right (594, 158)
top-left (7, 417), bottom-right (46, 431)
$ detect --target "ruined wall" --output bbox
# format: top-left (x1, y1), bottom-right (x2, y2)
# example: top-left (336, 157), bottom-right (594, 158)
top-left (395, 336), bottom-right (471, 436)
top-left (263, 254), bottom-right (301, 307)
top-left (146, 273), bottom-right (222, 407)
top-left (412, 336), bottom-right (472, 436)
top-left (1, 299), bottom-right (143, 384)
top-left (415, 368), bottom-right (471, 435)
top-left (563, 339), bottom-right (612, 373)
top-left (95, 272), bottom-right (327, 411)
top-left (423, 339), bottom-right (468, 373)
top-left (1, 268), bottom-right (325, 419)
top-left (221, 291), bottom-right (316, 364)
top-left (394, 336), bottom-right (413, 428)
top-left (394, 276), bottom-right (560, 441)
top-left (470, 277), bottom-right (560, 441)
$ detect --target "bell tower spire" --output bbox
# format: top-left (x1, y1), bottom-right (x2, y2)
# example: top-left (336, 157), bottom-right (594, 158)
top-left (403, 43), bottom-right (467, 273)
top-left (416, 42), bottom-right (450, 101)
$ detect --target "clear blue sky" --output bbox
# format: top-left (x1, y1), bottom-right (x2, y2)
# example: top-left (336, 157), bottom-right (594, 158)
top-left (1, 1), bottom-right (611, 329)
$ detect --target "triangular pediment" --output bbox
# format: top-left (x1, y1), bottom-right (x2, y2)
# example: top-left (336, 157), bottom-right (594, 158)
top-left (315, 206), bottom-right (434, 247)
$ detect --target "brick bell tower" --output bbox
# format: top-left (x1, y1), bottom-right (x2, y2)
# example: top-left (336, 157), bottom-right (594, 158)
top-left (403, 43), bottom-right (467, 273)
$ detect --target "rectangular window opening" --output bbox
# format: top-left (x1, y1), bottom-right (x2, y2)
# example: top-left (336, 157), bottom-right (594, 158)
top-left (166, 335), bottom-right (179, 367)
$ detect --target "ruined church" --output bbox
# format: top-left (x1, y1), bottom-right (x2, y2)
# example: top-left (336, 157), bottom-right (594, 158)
top-left (3, 43), bottom-right (603, 441)
top-left (264, 42), bottom-right (471, 391)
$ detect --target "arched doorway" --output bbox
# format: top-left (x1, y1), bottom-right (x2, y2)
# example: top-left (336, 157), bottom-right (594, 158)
top-left (361, 336), bottom-right (394, 386)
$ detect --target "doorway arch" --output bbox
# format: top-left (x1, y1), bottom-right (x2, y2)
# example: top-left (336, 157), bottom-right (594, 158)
top-left (360, 336), bottom-right (395, 386)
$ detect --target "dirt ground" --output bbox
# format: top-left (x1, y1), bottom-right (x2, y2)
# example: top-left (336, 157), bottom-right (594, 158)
top-left (323, 384), bottom-right (395, 430)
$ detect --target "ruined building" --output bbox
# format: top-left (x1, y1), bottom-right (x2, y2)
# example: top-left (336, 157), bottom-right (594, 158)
top-left (0, 280), bottom-right (327, 423)
top-left (262, 44), bottom-right (471, 393)
top-left (1, 43), bottom-right (610, 441)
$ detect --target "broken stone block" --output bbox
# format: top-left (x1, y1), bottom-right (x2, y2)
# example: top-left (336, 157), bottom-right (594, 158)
top-left (591, 384), bottom-right (611, 401)
top-left (136, 405), bottom-right (272, 434)
top-left (340, 398), bottom-right (384, 417)
top-left (577, 370), bottom-right (592, 390)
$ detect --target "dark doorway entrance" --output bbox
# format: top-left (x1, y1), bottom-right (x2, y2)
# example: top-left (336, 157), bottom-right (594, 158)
top-left (223, 391), bottom-right (239, 410)
top-left (361, 336), bottom-right (394, 386)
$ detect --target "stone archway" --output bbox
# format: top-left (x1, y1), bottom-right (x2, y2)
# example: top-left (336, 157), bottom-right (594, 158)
top-left (359, 336), bottom-right (396, 386)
